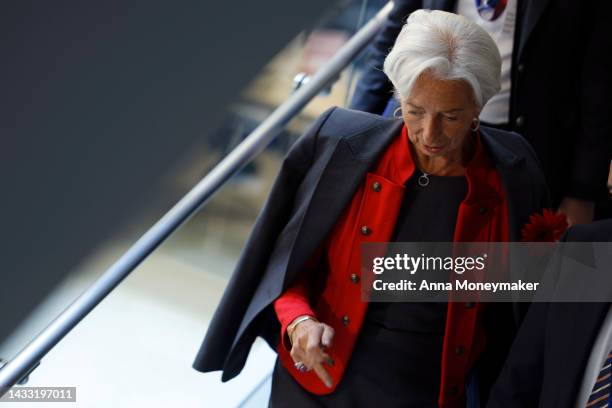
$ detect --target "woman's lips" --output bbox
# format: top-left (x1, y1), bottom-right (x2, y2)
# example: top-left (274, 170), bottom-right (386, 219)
top-left (424, 144), bottom-right (443, 153)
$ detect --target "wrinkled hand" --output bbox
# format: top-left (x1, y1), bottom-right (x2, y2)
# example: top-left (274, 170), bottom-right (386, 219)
top-left (558, 197), bottom-right (595, 226)
top-left (289, 317), bottom-right (335, 388)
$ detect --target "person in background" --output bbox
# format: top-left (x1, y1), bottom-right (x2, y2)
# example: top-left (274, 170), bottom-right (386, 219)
top-left (487, 228), bottom-right (612, 406)
top-left (350, 0), bottom-right (612, 226)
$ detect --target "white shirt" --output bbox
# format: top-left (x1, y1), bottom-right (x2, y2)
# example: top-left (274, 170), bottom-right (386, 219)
top-left (575, 305), bottom-right (612, 408)
top-left (455, 0), bottom-right (517, 124)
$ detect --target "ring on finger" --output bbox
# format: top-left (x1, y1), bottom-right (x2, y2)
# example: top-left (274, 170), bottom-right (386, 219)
top-left (294, 361), bottom-right (308, 373)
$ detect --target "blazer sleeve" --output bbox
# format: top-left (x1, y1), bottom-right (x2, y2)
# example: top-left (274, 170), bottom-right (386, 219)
top-left (348, 0), bottom-right (421, 114)
top-left (191, 107), bottom-right (336, 374)
top-left (568, 3), bottom-right (612, 201)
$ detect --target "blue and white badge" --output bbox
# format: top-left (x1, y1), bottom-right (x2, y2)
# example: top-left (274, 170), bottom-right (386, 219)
top-left (475, 0), bottom-right (508, 21)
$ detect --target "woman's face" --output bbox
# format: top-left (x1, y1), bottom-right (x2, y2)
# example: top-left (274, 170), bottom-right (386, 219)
top-left (400, 70), bottom-right (480, 166)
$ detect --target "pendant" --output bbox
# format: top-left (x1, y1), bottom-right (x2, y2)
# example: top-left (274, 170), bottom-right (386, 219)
top-left (418, 172), bottom-right (430, 187)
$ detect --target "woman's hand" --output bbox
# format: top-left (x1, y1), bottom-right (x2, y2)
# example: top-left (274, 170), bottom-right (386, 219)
top-left (288, 317), bottom-right (335, 388)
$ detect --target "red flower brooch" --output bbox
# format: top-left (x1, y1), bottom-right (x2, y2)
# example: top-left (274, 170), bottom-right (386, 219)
top-left (521, 208), bottom-right (569, 242)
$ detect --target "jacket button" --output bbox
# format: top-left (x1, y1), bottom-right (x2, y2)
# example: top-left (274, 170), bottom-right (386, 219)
top-left (455, 345), bottom-right (465, 356)
top-left (517, 63), bottom-right (525, 73)
top-left (350, 273), bottom-right (360, 284)
top-left (342, 315), bottom-right (350, 326)
top-left (465, 301), bottom-right (475, 309)
top-left (360, 226), bottom-right (372, 236)
top-left (372, 181), bottom-right (382, 192)
top-left (515, 115), bottom-right (525, 128)
top-left (479, 206), bottom-right (487, 215)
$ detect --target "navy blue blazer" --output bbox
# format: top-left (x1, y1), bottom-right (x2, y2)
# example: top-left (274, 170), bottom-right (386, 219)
top-left (487, 219), bottom-right (612, 408)
top-left (192, 107), bottom-right (550, 402)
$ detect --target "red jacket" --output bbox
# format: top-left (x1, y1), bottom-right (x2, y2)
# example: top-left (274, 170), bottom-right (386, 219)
top-left (273, 124), bottom-right (510, 408)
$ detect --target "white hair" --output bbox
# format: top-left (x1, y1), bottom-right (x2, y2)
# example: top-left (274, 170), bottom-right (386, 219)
top-left (383, 9), bottom-right (501, 109)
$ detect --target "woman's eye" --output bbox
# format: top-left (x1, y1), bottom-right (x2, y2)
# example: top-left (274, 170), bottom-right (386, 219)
top-left (408, 111), bottom-right (423, 116)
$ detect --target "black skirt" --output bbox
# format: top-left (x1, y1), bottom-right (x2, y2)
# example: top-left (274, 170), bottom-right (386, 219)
top-left (268, 313), bottom-right (444, 408)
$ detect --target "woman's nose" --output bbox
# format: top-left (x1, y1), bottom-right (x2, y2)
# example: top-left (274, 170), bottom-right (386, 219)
top-left (422, 116), bottom-right (440, 142)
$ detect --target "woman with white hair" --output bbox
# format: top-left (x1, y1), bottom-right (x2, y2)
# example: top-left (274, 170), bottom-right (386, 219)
top-left (192, 9), bottom-right (550, 408)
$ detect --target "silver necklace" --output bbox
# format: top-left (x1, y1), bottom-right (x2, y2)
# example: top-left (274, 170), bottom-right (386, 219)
top-left (418, 170), bottom-right (430, 187)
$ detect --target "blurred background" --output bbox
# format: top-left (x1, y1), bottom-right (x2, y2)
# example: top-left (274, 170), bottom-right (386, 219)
top-left (0, 1), bottom-right (387, 406)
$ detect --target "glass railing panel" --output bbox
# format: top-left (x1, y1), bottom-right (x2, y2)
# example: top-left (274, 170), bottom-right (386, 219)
top-left (0, 1), bottom-right (389, 406)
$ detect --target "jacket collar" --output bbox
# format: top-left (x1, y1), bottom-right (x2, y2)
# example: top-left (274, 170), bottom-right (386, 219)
top-left (479, 126), bottom-right (523, 167)
top-left (345, 118), bottom-right (525, 171)
top-left (368, 122), bottom-right (501, 205)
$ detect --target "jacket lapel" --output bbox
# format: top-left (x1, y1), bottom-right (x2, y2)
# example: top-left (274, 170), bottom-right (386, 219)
top-left (283, 119), bottom-right (404, 286)
top-left (479, 127), bottom-right (529, 241)
top-left (517, 0), bottom-right (552, 58)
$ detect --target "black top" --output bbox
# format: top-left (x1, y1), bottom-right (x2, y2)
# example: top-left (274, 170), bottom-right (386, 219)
top-left (359, 172), bottom-right (467, 406)
top-left (390, 172), bottom-right (468, 242)
top-left (365, 171), bottom-right (468, 330)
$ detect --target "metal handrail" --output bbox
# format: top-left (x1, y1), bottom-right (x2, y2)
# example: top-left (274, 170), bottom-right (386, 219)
top-left (0, 1), bottom-right (393, 396)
